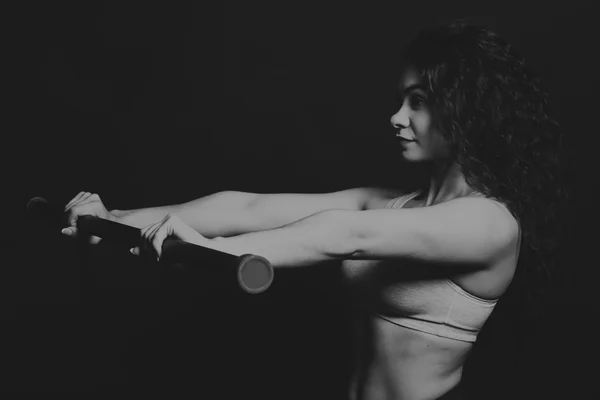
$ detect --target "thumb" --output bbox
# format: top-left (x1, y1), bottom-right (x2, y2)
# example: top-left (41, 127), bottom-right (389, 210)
top-left (61, 227), bottom-right (77, 237)
top-left (61, 228), bottom-right (103, 244)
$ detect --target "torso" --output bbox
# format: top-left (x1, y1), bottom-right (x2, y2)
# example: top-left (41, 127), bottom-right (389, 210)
top-left (342, 190), bottom-right (520, 400)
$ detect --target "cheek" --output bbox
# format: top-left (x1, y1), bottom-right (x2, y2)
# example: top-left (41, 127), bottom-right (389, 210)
top-left (415, 123), bottom-right (447, 155)
top-left (412, 113), bottom-right (432, 137)
top-left (410, 112), bottom-right (451, 158)
top-left (429, 132), bottom-right (451, 157)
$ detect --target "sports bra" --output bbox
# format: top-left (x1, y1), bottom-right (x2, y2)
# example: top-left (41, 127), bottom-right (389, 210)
top-left (342, 191), bottom-right (510, 342)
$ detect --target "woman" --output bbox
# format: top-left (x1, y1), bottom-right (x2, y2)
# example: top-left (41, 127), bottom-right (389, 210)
top-left (62, 20), bottom-right (567, 400)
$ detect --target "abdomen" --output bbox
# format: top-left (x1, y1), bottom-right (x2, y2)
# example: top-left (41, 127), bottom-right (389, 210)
top-left (357, 315), bottom-right (470, 400)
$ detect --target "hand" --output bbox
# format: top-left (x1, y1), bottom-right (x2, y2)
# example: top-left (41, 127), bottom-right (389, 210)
top-left (130, 214), bottom-right (208, 261)
top-left (62, 191), bottom-right (116, 244)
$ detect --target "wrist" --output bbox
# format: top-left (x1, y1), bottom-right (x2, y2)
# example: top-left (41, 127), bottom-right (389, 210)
top-left (109, 209), bottom-right (127, 223)
top-left (204, 236), bottom-right (244, 257)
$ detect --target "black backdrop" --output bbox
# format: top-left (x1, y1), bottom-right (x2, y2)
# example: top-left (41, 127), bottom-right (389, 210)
top-left (3, 1), bottom-right (596, 398)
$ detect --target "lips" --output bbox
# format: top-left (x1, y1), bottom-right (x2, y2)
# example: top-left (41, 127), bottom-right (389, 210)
top-left (396, 133), bottom-right (416, 142)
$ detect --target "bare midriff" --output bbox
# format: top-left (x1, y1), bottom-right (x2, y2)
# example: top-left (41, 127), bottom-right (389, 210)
top-left (349, 313), bottom-right (472, 400)
top-left (343, 190), bottom-right (516, 399)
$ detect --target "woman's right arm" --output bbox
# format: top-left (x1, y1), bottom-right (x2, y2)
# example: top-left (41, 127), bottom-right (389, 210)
top-left (114, 188), bottom-right (383, 238)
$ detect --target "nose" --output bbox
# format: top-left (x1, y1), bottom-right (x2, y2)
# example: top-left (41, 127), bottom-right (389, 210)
top-left (390, 105), bottom-right (409, 129)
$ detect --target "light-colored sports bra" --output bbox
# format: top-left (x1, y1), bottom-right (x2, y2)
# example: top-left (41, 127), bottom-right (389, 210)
top-left (342, 191), bottom-right (505, 343)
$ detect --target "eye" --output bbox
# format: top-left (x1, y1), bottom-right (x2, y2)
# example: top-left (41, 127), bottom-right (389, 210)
top-left (409, 95), bottom-right (426, 110)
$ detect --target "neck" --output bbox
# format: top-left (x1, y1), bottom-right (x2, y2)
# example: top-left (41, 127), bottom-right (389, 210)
top-left (424, 161), bottom-right (475, 206)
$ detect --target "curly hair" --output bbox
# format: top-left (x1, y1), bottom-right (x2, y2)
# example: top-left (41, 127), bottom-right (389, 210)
top-left (402, 20), bottom-right (572, 306)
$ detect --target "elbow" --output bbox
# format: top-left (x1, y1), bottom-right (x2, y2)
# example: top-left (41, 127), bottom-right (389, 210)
top-left (318, 209), bottom-right (362, 259)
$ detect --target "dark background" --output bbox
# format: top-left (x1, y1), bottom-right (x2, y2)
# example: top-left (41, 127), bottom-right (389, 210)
top-left (3, 1), bottom-right (595, 398)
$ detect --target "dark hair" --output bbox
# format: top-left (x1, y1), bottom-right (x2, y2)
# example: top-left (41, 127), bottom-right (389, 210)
top-left (403, 20), bottom-right (572, 306)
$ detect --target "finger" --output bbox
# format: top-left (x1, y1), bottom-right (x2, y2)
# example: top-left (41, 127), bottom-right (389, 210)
top-left (66, 200), bottom-right (98, 227)
top-left (162, 215), bottom-right (197, 242)
top-left (140, 222), bottom-right (161, 259)
top-left (60, 227), bottom-right (103, 245)
top-left (140, 223), bottom-right (155, 234)
top-left (144, 221), bottom-right (166, 260)
top-left (150, 224), bottom-right (170, 259)
top-left (130, 246), bottom-right (140, 256)
top-left (147, 221), bottom-right (165, 241)
top-left (65, 193), bottom-right (98, 226)
top-left (140, 223), bottom-right (158, 245)
top-left (70, 194), bottom-right (98, 211)
top-left (61, 226), bottom-right (102, 242)
top-left (64, 191), bottom-right (87, 211)
top-left (89, 235), bottom-right (102, 245)
top-left (61, 227), bottom-right (77, 236)
top-left (70, 192), bottom-right (93, 207)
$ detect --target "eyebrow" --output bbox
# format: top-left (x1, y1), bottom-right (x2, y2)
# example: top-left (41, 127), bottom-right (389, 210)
top-left (402, 83), bottom-right (428, 95)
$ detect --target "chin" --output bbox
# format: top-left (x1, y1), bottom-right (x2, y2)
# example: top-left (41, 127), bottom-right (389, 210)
top-left (400, 148), bottom-right (429, 162)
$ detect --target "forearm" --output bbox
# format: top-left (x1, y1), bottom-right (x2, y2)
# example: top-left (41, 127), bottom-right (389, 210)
top-left (113, 191), bottom-right (259, 237)
top-left (112, 206), bottom-right (178, 229)
top-left (204, 210), bottom-right (358, 268)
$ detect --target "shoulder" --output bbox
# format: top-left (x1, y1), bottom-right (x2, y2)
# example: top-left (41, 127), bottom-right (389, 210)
top-left (444, 195), bottom-right (520, 251)
top-left (460, 194), bottom-right (519, 230)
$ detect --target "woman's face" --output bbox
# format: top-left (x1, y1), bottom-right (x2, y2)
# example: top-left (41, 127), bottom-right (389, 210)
top-left (390, 67), bottom-right (450, 162)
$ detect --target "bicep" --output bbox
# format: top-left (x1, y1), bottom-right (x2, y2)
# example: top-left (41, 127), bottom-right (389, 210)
top-left (351, 198), bottom-right (519, 267)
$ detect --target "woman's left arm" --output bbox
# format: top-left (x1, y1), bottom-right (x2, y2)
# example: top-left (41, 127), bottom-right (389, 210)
top-left (134, 197), bottom-right (518, 270)
top-left (198, 197), bottom-right (518, 269)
